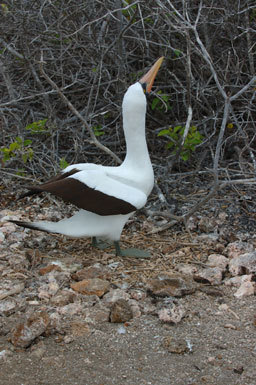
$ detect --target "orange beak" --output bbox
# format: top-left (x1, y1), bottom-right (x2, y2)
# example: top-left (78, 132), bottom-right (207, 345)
top-left (139, 57), bottom-right (164, 93)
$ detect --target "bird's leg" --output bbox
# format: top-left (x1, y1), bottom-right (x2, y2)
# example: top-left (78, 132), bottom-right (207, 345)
top-left (114, 241), bottom-right (122, 256)
top-left (92, 237), bottom-right (111, 250)
top-left (92, 237), bottom-right (97, 248)
top-left (114, 241), bottom-right (151, 258)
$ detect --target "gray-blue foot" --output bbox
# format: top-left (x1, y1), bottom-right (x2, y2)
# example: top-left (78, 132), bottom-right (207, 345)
top-left (92, 237), bottom-right (111, 250)
top-left (114, 241), bottom-right (151, 258)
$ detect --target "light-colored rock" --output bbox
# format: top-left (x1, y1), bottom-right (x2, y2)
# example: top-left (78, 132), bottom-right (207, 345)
top-left (11, 311), bottom-right (50, 348)
top-left (130, 289), bottom-right (146, 301)
top-left (38, 276), bottom-right (60, 300)
top-left (207, 254), bottom-right (229, 271)
top-left (224, 274), bottom-right (252, 287)
top-left (226, 241), bottom-right (254, 259)
top-left (234, 281), bottom-right (255, 298)
top-left (194, 267), bottom-right (223, 285)
top-left (0, 349), bottom-right (12, 362)
top-left (102, 289), bottom-right (130, 306)
top-left (0, 231), bottom-right (5, 242)
top-left (158, 303), bottom-right (186, 324)
top-left (71, 278), bottom-right (110, 297)
top-left (176, 263), bottom-right (198, 275)
top-left (186, 216), bottom-right (198, 231)
top-left (0, 299), bottom-right (17, 316)
top-left (57, 303), bottom-right (83, 316)
top-left (128, 299), bottom-right (141, 318)
top-left (229, 252), bottom-right (256, 276)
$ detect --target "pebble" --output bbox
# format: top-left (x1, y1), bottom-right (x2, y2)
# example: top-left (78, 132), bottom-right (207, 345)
top-left (71, 263), bottom-right (110, 281)
top-left (102, 288), bottom-right (130, 306)
top-left (147, 273), bottom-right (196, 297)
top-left (207, 254), bottom-right (229, 271)
top-left (226, 241), bottom-right (254, 259)
top-left (11, 311), bottom-right (50, 348)
top-left (158, 303), bottom-right (186, 324)
top-left (162, 336), bottom-right (190, 354)
top-left (229, 252), bottom-right (256, 276)
top-left (110, 299), bottom-right (133, 323)
top-left (70, 278), bottom-right (110, 297)
top-left (234, 280), bottom-right (255, 298)
top-left (194, 267), bottom-right (223, 285)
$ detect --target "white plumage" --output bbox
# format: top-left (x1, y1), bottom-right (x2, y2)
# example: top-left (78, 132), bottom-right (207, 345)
top-left (11, 58), bottom-right (164, 255)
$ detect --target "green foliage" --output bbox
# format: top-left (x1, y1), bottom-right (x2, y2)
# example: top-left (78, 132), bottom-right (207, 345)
top-left (174, 49), bottom-right (182, 57)
top-left (25, 119), bottom-right (48, 134)
top-left (158, 125), bottom-right (204, 161)
top-left (59, 157), bottom-right (69, 169)
top-left (122, 0), bottom-right (137, 20)
top-left (0, 136), bottom-right (33, 165)
top-left (151, 90), bottom-right (171, 112)
top-left (92, 125), bottom-right (105, 137)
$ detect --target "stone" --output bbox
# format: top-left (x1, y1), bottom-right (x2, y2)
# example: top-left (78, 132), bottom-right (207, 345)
top-left (71, 263), bottom-right (110, 281)
top-left (70, 278), bottom-right (110, 297)
top-left (198, 216), bottom-right (217, 233)
top-left (226, 241), bottom-right (254, 259)
top-left (207, 254), bottom-right (229, 271)
top-left (229, 252), bottom-right (256, 276)
top-left (0, 299), bottom-right (17, 316)
top-left (129, 289), bottom-right (146, 301)
top-left (86, 304), bottom-right (110, 323)
top-left (11, 311), bottom-right (50, 348)
top-left (50, 290), bottom-right (76, 307)
top-left (162, 336), bottom-right (190, 354)
top-left (224, 274), bottom-right (252, 287)
top-left (102, 288), bottom-right (130, 306)
top-left (70, 321), bottom-right (90, 337)
top-left (158, 303), bottom-right (186, 324)
top-left (194, 267), bottom-right (223, 285)
top-left (110, 299), bottom-right (133, 323)
top-left (147, 273), bottom-right (196, 298)
top-left (128, 299), bottom-right (141, 318)
top-left (234, 281), bottom-right (255, 298)
top-left (39, 264), bottom-right (62, 275)
top-left (176, 263), bottom-right (198, 275)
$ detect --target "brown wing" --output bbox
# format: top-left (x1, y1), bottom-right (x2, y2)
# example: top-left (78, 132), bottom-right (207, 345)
top-left (19, 168), bottom-right (80, 199)
top-left (19, 174), bottom-right (136, 216)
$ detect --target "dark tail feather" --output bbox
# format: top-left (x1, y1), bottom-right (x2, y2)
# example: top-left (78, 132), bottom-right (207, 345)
top-left (17, 169), bottom-right (80, 200)
top-left (18, 188), bottom-right (43, 199)
top-left (9, 220), bottom-right (49, 233)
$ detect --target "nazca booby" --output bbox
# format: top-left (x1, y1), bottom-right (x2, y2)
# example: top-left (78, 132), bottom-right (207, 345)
top-left (10, 57), bottom-right (164, 256)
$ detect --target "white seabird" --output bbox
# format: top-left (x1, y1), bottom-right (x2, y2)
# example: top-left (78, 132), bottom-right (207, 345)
top-left (10, 57), bottom-right (164, 256)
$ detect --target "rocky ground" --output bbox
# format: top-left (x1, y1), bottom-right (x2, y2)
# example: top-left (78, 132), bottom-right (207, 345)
top-left (0, 180), bottom-right (256, 385)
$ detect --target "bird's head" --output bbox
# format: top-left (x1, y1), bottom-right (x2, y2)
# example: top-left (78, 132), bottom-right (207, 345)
top-left (122, 57), bottom-right (164, 114)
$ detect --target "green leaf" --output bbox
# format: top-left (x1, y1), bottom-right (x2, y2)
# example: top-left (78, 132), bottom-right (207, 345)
top-left (151, 98), bottom-right (160, 111)
top-left (173, 125), bottom-right (182, 133)
top-left (174, 49), bottom-right (182, 57)
top-left (59, 158), bottom-right (69, 169)
top-left (23, 139), bottom-right (32, 147)
top-left (157, 129), bottom-right (171, 137)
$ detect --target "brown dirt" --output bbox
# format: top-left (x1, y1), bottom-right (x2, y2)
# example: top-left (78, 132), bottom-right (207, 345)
top-left (0, 181), bottom-right (256, 385)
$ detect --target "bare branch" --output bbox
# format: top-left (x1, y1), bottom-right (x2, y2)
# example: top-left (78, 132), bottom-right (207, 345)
top-left (39, 57), bottom-right (122, 164)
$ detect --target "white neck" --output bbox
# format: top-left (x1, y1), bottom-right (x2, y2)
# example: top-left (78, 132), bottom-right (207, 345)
top-left (118, 82), bottom-right (154, 195)
top-left (122, 110), bottom-right (151, 168)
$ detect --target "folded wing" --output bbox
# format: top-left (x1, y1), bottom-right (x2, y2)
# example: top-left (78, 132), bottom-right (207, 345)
top-left (20, 169), bottom-right (147, 216)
